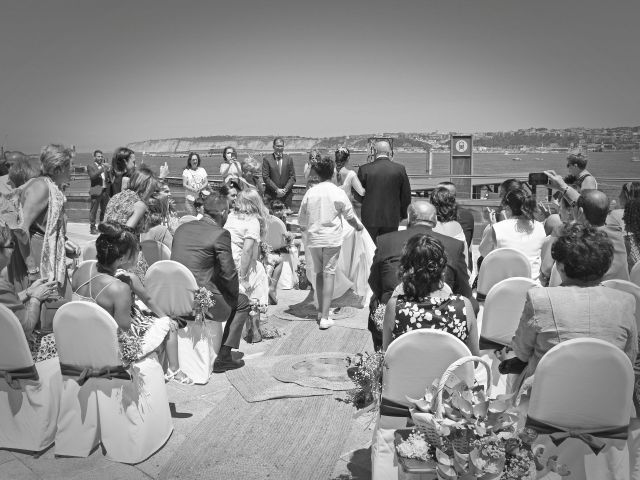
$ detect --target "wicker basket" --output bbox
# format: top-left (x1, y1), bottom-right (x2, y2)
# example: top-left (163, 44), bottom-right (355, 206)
top-left (411, 355), bottom-right (492, 453)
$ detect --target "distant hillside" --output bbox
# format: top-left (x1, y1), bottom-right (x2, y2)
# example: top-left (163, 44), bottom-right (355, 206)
top-left (127, 133), bottom-right (433, 153)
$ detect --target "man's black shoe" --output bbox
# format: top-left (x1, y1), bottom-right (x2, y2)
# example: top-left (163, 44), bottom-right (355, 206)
top-left (213, 357), bottom-right (245, 373)
top-left (90, 225), bottom-right (98, 235)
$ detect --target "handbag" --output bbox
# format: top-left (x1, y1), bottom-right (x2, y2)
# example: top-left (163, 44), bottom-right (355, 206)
top-left (89, 185), bottom-right (103, 196)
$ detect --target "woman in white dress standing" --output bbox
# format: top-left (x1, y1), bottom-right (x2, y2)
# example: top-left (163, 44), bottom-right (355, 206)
top-left (182, 152), bottom-right (209, 215)
top-left (335, 147), bottom-right (365, 217)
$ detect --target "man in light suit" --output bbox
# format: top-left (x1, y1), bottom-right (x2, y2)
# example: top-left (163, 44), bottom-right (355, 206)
top-left (171, 192), bottom-right (248, 372)
top-left (262, 137), bottom-right (297, 209)
top-left (355, 140), bottom-right (411, 243)
top-left (86, 149), bottom-right (111, 234)
top-left (367, 201), bottom-right (477, 350)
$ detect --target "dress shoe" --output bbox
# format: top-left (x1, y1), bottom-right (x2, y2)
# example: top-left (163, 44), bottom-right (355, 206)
top-left (90, 225), bottom-right (98, 235)
top-left (213, 357), bottom-right (245, 373)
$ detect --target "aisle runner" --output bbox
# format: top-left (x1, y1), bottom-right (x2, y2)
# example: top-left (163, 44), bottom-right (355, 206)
top-left (267, 321), bottom-right (371, 356)
top-left (158, 388), bottom-right (354, 480)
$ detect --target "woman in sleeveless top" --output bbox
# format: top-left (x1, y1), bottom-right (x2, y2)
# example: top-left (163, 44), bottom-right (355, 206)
top-left (507, 223), bottom-right (637, 396)
top-left (72, 222), bottom-right (193, 384)
top-left (182, 152), bottom-right (209, 216)
top-left (335, 147), bottom-right (365, 207)
top-left (430, 186), bottom-right (469, 262)
top-left (479, 186), bottom-right (546, 282)
top-left (220, 146), bottom-right (242, 185)
top-left (382, 233), bottom-right (479, 354)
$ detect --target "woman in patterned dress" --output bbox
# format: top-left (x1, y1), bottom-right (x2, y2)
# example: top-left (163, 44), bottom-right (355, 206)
top-left (382, 233), bottom-right (479, 354)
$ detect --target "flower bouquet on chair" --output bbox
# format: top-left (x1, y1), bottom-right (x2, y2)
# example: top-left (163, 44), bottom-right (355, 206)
top-left (394, 356), bottom-right (566, 479)
top-left (193, 287), bottom-right (215, 322)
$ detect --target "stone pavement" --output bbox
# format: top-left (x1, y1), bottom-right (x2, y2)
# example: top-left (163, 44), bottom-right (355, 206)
top-left (0, 223), bottom-right (376, 480)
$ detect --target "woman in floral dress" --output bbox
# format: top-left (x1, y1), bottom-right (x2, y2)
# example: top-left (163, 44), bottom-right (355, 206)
top-left (382, 233), bottom-right (479, 354)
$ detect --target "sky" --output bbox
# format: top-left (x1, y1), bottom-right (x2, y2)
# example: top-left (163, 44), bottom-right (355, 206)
top-left (1, 0), bottom-right (639, 153)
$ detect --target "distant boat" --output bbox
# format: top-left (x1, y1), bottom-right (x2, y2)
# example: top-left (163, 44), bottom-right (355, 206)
top-left (632, 155), bottom-right (640, 162)
top-left (512, 157), bottom-right (522, 161)
top-left (533, 157), bottom-right (544, 161)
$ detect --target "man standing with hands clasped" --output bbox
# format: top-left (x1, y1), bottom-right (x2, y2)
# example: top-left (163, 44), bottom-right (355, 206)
top-left (262, 137), bottom-right (296, 209)
top-left (87, 149), bottom-right (110, 234)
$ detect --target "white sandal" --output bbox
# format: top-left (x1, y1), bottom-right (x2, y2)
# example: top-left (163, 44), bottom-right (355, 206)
top-left (165, 368), bottom-right (194, 385)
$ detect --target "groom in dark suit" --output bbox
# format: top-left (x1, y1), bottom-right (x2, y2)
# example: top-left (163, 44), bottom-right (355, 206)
top-left (356, 140), bottom-right (411, 243)
top-left (171, 192), bottom-right (248, 372)
top-left (262, 137), bottom-right (297, 208)
top-left (367, 201), bottom-right (476, 349)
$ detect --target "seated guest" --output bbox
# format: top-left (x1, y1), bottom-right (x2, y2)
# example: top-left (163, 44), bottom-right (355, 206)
top-left (574, 190), bottom-right (629, 281)
top-left (218, 182), bottom-right (238, 209)
top-left (505, 223), bottom-right (637, 391)
top-left (140, 196), bottom-right (173, 249)
top-left (368, 201), bottom-right (475, 350)
top-left (171, 192), bottom-right (248, 372)
top-left (224, 188), bottom-right (270, 311)
top-left (72, 222), bottom-right (192, 383)
top-left (438, 181), bottom-right (475, 270)
top-left (608, 181), bottom-right (640, 232)
top-left (430, 186), bottom-right (469, 262)
top-left (8, 157), bottom-right (38, 189)
top-left (382, 234), bottom-right (479, 354)
top-left (539, 196), bottom-right (574, 285)
top-left (623, 193), bottom-right (640, 271)
top-left (479, 186), bottom-right (546, 282)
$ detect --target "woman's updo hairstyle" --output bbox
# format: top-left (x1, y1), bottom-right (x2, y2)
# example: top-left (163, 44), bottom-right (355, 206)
top-left (334, 146), bottom-right (350, 171)
top-left (399, 234), bottom-right (448, 299)
top-left (430, 186), bottom-right (457, 222)
top-left (501, 186), bottom-right (537, 221)
top-left (312, 155), bottom-right (335, 181)
top-left (96, 221), bottom-right (139, 266)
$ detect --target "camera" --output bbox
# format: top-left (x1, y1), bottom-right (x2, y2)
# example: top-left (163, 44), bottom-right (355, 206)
top-left (528, 172), bottom-right (550, 186)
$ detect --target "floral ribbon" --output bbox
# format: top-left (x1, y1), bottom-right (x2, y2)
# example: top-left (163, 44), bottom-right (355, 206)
top-left (380, 397), bottom-right (412, 418)
top-left (525, 416), bottom-right (628, 455)
top-left (60, 363), bottom-right (131, 386)
top-left (0, 365), bottom-right (39, 389)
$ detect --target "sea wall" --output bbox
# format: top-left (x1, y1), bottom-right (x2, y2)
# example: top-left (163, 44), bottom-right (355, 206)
top-left (128, 137), bottom-right (320, 153)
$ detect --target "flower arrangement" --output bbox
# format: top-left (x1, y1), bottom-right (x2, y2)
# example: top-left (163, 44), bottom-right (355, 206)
top-left (345, 351), bottom-right (384, 410)
top-left (194, 287), bottom-right (215, 322)
top-left (118, 329), bottom-right (143, 368)
top-left (396, 374), bottom-right (571, 479)
top-left (296, 258), bottom-right (309, 290)
top-left (259, 241), bottom-right (274, 260)
top-left (249, 299), bottom-right (283, 339)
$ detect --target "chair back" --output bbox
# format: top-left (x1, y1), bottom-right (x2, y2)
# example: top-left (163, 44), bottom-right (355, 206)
top-left (178, 215), bottom-right (198, 226)
top-left (481, 277), bottom-right (537, 347)
top-left (382, 330), bottom-right (472, 405)
top-left (265, 215), bottom-right (287, 250)
top-left (140, 240), bottom-right (171, 266)
top-left (528, 338), bottom-right (633, 430)
top-left (53, 301), bottom-right (120, 368)
top-left (549, 262), bottom-right (562, 287)
top-left (477, 248), bottom-right (531, 299)
top-left (631, 262), bottom-right (640, 288)
top-left (602, 279), bottom-right (640, 329)
top-left (145, 260), bottom-right (198, 316)
top-left (82, 241), bottom-right (97, 262)
top-left (0, 304), bottom-right (34, 370)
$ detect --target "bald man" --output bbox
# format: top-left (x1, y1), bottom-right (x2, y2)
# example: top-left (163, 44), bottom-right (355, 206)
top-left (356, 140), bottom-right (411, 243)
top-left (367, 201), bottom-right (476, 349)
top-left (171, 192), bottom-right (248, 372)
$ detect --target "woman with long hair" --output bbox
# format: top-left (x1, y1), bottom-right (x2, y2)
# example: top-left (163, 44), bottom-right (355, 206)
top-left (237, 155), bottom-right (265, 198)
top-left (479, 186), bottom-right (546, 281)
top-left (382, 234), bottom-right (479, 353)
top-left (182, 152), bottom-right (209, 216)
top-left (430, 186), bottom-right (468, 258)
top-left (219, 146), bottom-right (242, 184)
top-left (140, 195), bottom-right (173, 249)
top-left (224, 189), bottom-right (270, 336)
top-left (72, 222), bottom-right (192, 383)
top-left (110, 147), bottom-right (136, 196)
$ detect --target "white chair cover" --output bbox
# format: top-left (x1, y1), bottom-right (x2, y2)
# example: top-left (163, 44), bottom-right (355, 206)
top-left (0, 304), bottom-right (62, 452)
top-left (631, 262), bottom-right (640, 288)
top-left (140, 240), bottom-right (172, 266)
top-left (265, 215), bottom-right (287, 249)
top-left (53, 301), bottom-right (172, 463)
top-left (477, 247), bottom-right (531, 299)
top-left (602, 279), bottom-right (640, 329)
top-left (145, 260), bottom-right (222, 385)
top-left (82, 240), bottom-right (97, 262)
top-left (372, 330), bottom-right (473, 480)
top-left (526, 338), bottom-right (634, 480)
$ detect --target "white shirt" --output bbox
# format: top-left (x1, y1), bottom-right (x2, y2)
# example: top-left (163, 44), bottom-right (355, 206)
top-left (298, 181), bottom-right (356, 248)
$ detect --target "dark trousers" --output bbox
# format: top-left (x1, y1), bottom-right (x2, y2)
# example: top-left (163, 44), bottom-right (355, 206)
top-left (211, 291), bottom-right (250, 349)
top-left (89, 190), bottom-right (109, 226)
top-left (365, 225), bottom-right (398, 244)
